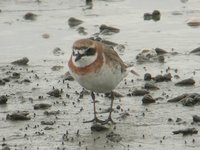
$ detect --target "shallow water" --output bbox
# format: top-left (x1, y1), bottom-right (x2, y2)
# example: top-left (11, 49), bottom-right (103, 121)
top-left (0, 0), bottom-right (200, 149)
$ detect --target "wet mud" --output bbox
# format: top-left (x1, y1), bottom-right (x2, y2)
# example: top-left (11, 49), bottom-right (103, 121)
top-left (1, 0), bottom-right (200, 149)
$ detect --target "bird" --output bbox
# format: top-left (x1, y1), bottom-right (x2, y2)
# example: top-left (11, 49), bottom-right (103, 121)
top-left (68, 38), bottom-right (128, 124)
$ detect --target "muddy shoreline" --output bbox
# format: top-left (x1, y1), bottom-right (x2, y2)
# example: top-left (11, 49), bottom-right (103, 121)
top-left (1, 0), bottom-right (200, 149)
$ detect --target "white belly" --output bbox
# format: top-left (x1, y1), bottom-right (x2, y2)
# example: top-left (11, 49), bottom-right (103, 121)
top-left (72, 64), bottom-right (127, 93)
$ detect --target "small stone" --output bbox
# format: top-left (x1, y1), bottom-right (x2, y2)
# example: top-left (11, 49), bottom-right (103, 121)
top-left (155, 48), bottom-right (167, 55)
top-left (142, 94), bottom-right (155, 104)
top-left (68, 17), bottom-right (83, 27)
top-left (193, 115), bottom-right (200, 122)
top-left (34, 103), bottom-right (52, 110)
top-left (47, 89), bottom-right (61, 97)
top-left (175, 78), bottom-right (195, 86)
top-left (152, 10), bottom-right (161, 21)
top-left (91, 124), bottom-right (109, 132)
top-left (173, 128), bottom-right (198, 136)
top-left (106, 132), bottom-right (122, 142)
top-left (53, 47), bottom-right (64, 56)
top-left (23, 12), bottom-right (37, 20)
top-left (6, 111), bottom-right (31, 121)
top-left (0, 79), bottom-right (6, 86)
top-left (41, 121), bottom-right (55, 125)
top-left (144, 73), bottom-right (152, 81)
top-left (42, 33), bottom-right (50, 39)
top-left (99, 24), bottom-right (120, 34)
top-left (144, 82), bottom-right (159, 90)
top-left (11, 57), bottom-right (29, 65)
top-left (168, 94), bottom-right (188, 102)
top-left (187, 17), bottom-right (200, 27)
top-left (132, 89), bottom-right (149, 96)
top-left (0, 95), bottom-right (8, 104)
top-left (51, 66), bottom-right (64, 71)
top-left (190, 47), bottom-right (200, 55)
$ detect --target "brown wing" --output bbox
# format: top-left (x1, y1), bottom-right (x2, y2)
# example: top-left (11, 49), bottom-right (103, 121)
top-left (102, 45), bottom-right (127, 73)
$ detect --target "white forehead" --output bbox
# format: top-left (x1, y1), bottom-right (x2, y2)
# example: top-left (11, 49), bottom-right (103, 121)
top-left (73, 48), bottom-right (87, 54)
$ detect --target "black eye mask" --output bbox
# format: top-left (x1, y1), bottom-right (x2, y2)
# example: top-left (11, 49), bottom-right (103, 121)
top-left (85, 48), bottom-right (96, 56)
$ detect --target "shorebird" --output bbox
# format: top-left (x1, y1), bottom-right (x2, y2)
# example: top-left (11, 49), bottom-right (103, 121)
top-left (68, 38), bottom-right (128, 124)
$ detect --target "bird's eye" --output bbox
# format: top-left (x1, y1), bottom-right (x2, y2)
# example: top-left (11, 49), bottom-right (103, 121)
top-left (85, 48), bottom-right (96, 56)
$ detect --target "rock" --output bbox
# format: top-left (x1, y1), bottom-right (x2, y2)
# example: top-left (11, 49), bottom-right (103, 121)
top-left (2, 145), bottom-right (11, 150)
top-left (152, 10), bottom-right (161, 21)
top-left (23, 12), bottom-right (37, 20)
top-left (168, 94), bottom-right (188, 102)
top-left (144, 82), bottom-right (159, 90)
top-left (106, 132), bottom-right (122, 142)
top-left (11, 57), bottom-right (29, 65)
top-left (131, 89), bottom-right (149, 96)
top-left (142, 94), bottom-right (155, 104)
top-left (11, 72), bottom-right (20, 79)
top-left (68, 17), bottom-right (83, 27)
top-left (47, 89), bottom-right (61, 97)
top-left (42, 33), bottom-right (50, 39)
top-left (144, 73), bottom-right (152, 81)
top-left (193, 115), bottom-right (200, 123)
top-left (2, 77), bottom-right (10, 82)
top-left (173, 128), bottom-right (198, 136)
top-left (34, 103), bottom-right (52, 110)
top-left (136, 48), bottom-right (157, 62)
top-left (154, 73), bottom-right (172, 82)
top-left (155, 48), bottom-right (168, 55)
top-left (105, 91), bottom-right (123, 98)
top-left (0, 95), bottom-right (8, 104)
top-left (91, 124), bottom-right (109, 132)
top-left (190, 47), bottom-right (200, 55)
top-left (53, 47), bottom-right (64, 56)
top-left (181, 97), bottom-right (197, 106)
top-left (6, 111), bottom-right (31, 121)
top-left (41, 121), bottom-right (55, 125)
top-left (63, 71), bottom-right (74, 81)
top-left (175, 78), bottom-right (195, 86)
top-left (118, 112), bottom-right (130, 120)
top-left (187, 17), bottom-right (200, 27)
top-left (144, 10), bottom-right (161, 21)
top-left (76, 26), bottom-right (87, 35)
top-left (99, 24), bottom-right (120, 34)
top-left (51, 66), bottom-right (64, 71)
top-left (44, 110), bottom-right (60, 116)
top-left (143, 13), bottom-right (152, 20)
top-left (0, 79), bottom-right (6, 86)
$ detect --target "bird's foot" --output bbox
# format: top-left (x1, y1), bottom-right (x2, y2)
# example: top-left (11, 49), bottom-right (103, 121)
top-left (83, 117), bottom-right (104, 124)
top-left (101, 116), bottom-right (116, 125)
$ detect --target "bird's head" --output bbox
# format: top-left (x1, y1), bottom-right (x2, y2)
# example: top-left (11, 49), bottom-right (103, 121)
top-left (71, 39), bottom-right (99, 67)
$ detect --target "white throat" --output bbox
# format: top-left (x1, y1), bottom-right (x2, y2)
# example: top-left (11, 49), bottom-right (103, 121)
top-left (72, 52), bottom-right (98, 68)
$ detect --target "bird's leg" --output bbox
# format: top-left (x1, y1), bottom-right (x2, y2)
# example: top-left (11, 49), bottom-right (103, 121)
top-left (83, 92), bottom-right (104, 123)
top-left (102, 91), bottom-right (116, 125)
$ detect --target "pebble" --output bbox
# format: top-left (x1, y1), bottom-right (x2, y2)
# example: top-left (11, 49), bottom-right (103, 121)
top-left (23, 12), bottom-right (37, 20)
top-left (142, 94), bottom-right (155, 104)
top-left (144, 73), bottom-right (152, 81)
top-left (173, 128), bottom-right (198, 136)
top-left (53, 47), bottom-right (64, 56)
top-left (175, 78), bottom-right (195, 86)
top-left (47, 89), bottom-right (61, 97)
top-left (131, 89), bottom-right (149, 96)
top-left (99, 24), bottom-right (120, 34)
top-left (144, 10), bottom-right (161, 21)
top-left (0, 95), bottom-right (8, 104)
top-left (34, 103), bottom-right (52, 110)
top-left (106, 132), bottom-right (122, 142)
top-left (154, 73), bottom-right (172, 82)
top-left (41, 121), bottom-right (55, 125)
top-left (11, 57), bottom-right (29, 65)
top-left (68, 17), bottom-right (83, 27)
top-left (144, 82), bottom-right (159, 90)
top-left (190, 47), bottom-right (200, 55)
top-left (91, 124), bottom-right (109, 132)
top-left (6, 111), bottom-right (31, 121)
top-left (193, 115), bottom-right (200, 123)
